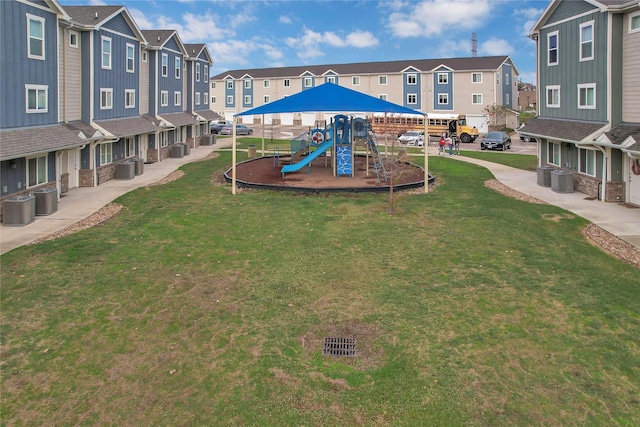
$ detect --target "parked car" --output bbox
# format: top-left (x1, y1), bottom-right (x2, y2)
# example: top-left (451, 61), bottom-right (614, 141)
top-left (519, 134), bottom-right (537, 143)
top-left (480, 131), bottom-right (512, 151)
top-left (210, 120), bottom-right (232, 134)
top-left (398, 130), bottom-right (424, 146)
top-left (219, 124), bottom-right (253, 135)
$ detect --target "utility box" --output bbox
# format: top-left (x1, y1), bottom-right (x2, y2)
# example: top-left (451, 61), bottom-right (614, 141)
top-left (201, 134), bottom-right (215, 146)
top-left (3, 194), bottom-right (35, 226)
top-left (536, 166), bottom-right (555, 187)
top-left (170, 144), bottom-right (184, 158)
top-left (34, 187), bottom-right (58, 216)
top-left (116, 161), bottom-right (135, 180)
top-left (181, 142), bottom-right (191, 156)
top-left (551, 170), bottom-right (574, 193)
top-left (133, 157), bottom-right (144, 176)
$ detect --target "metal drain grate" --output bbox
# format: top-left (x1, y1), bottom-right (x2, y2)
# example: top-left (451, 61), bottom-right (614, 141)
top-left (323, 337), bottom-right (356, 357)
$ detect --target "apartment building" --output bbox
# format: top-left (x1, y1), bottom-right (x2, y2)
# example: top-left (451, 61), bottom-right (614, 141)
top-left (210, 55), bottom-right (519, 133)
top-left (0, 0), bottom-right (221, 219)
top-left (522, 0), bottom-right (640, 206)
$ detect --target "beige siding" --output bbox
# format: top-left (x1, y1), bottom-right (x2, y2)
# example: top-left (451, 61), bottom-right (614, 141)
top-left (59, 27), bottom-right (82, 121)
top-left (623, 12), bottom-right (640, 122)
top-left (453, 71), bottom-right (495, 115)
top-left (140, 49), bottom-right (149, 115)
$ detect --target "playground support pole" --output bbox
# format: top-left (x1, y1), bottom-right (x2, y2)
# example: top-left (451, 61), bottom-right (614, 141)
top-left (232, 117), bottom-right (237, 195)
top-left (261, 115), bottom-right (265, 156)
top-left (424, 114), bottom-right (429, 193)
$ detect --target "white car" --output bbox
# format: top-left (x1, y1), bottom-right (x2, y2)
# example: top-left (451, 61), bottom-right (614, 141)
top-left (398, 131), bottom-right (424, 146)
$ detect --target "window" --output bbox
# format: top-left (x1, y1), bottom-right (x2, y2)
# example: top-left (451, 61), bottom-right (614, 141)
top-left (303, 77), bottom-right (312, 87)
top-left (580, 21), bottom-right (594, 61)
top-left (472, 72), bottom-right (482, 83)
top-left (196, 63), bottom-right (201, 81)
top-left (125, 89), bottom-right (135, 108)
top-left (548, 142), bottom-right (560, 166)
top-left (379, 75), bottom-right (387, 85)
top-left (126, 43), bottom-right (135, 72)
top-left (161, 53), bottom-right (168, 77)
top-left (379, 94), bottom-right (388, 101)
top-left (579, 148), bottom-right (596, 176)
top-left (283, 79), bottom-right (290, 87)
top-left (101, 36), bottom-right (111, 69)
top-left (578, 83), bottom-right (596, 109)
top-left (161, 90), bottom-right (168, 106)
top-left (125, 137), bottom-right (135, 157)
top-left (438, 73), bottom-right (448, 84)
top-left (27, 14), bottom-right (45, 60)
top-left (264, 95), bottom-right (270, 103)
top-left (100, 88), bottom-right (113, 109)
top-left (407, 74), bottom-right (417, 85)
top-left (264, 80), bottom-right (270, 88)
top-left (211, 82), bottom-right (216, 89)
top-left (226, 95), bottom-right (233, 104)
top-left (195, 92), bottom-right (201, 105)
top-left (142, 51), bottom-right (147, 62)
top-left (204, 92), bottom-right (207, 102)
top-left (69, 31), bottom-right (78, 48)
top-left (630, 11), bottom-right (640, 33)
top-left (204, 65), bottom-right (208, 82)
top-left (211, 96), bottom-right (216, 104)
top-left (326, 76), bottom-right (336, 84)
top-left (25, 85), bottom-right (47, 113)
top-left (174, 91), bottom-right (181, 106)
top-left (244, 95), bottom-right (252, 104)
top-left (175, 57), bottom-right (181, 79)
top-left (438, 93), bottom-right (448, 104)
top-left (548, 31), bottom-right (559, 65)
top-left (352, 76), bottom-right (360, 86)
top-left (159, 131), bottom-right (169, 147)
top-left (226, 80), bottom-right (234, 89)
top-left (242, 79), bottom-right (251, 89)
top-left (546, 85), bottom-right (560, 108)
top-left (27, 155), bottom-right (47, 187)
top-left (99, 143), bottom-right (113, 165)
top-left (472, 94), bottom-right (483, 104)
top-left (505, 73), bottom-right (509, 85)
top-left (407, 94), bottom-right (417, 104)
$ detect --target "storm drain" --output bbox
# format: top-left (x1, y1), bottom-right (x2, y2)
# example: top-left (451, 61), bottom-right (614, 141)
top-left (323, 337), bottom-right (356, 357)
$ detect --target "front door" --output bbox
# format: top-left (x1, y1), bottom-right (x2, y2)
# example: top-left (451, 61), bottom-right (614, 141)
top-left (629, 158), bottom-right (640, 206)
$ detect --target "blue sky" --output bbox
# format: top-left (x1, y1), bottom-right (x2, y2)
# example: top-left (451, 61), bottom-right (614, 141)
top-left (79, 0), bottom-right (550, 84)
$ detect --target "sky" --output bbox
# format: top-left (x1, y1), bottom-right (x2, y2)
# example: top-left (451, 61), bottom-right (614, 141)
top-left (76, 0), bottom-right (551, 85)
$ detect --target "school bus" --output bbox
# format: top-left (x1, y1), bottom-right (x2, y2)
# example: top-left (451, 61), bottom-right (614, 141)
top-left (426, 114), bottom-right (479, 143)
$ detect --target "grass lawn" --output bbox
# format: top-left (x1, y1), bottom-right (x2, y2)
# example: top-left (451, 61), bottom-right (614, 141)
top-left (1, 152), bottom-right (638, 426)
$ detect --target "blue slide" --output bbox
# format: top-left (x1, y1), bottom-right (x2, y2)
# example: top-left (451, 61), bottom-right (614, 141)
top-left (281, 139), bottom-right (333, 178)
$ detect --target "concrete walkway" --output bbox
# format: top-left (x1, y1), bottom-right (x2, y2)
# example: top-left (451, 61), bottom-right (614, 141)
top-left (2, 143), bottom-right (639, 254)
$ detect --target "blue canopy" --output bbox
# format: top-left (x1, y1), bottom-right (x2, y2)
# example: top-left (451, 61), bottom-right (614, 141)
top-left (235, 82), bottom-right (424, 117)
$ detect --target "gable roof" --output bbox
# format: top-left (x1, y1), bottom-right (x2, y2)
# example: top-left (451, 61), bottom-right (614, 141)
top-left (236, 83), bottom-right (424, 117)
top-left (212, 56), bottom-right (513, 80)
top-left (184, 44), bottom-right (212, 64)
top-left (63, 5), bottom-right (146, 42)
top-left (142, 30), bottom-right (187, 55)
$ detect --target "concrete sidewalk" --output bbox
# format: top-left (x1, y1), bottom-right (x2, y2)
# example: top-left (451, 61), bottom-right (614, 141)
top-left (2, 143), bottom-right (638, 254)
top-left (0, 139), bottom-right (233, 255)
top-left (443, 150), bottom-right (640, 249)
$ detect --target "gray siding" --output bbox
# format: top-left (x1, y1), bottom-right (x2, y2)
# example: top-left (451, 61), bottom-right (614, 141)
top-left (102, 12), bottom-right (136, 38)
top-left (156, 47), bottom-right (183, 114)
top-left (1, 0), bottom-right (59, 128)
top-left (546, 0), bottom-right (596, 25)
top-left (538, 9), bottom-right (609, 122)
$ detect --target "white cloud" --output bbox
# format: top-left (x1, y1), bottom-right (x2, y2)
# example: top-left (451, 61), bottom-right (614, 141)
top-left (129, 8), bottom-right (154, 30)
top-left (387, 0), bottom-right (492, 38)
top-left (479, 38), bottom-right (513, 56)
top-left (279, 16), bottom-right (292, 24)
top-left (207, 38), bottom-right (284, 68)
top-left (286, 28), bottom-right (379, 59)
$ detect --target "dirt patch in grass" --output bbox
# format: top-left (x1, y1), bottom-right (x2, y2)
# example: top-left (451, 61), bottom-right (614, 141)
top-left (299, 320), bottom-right (385, 370)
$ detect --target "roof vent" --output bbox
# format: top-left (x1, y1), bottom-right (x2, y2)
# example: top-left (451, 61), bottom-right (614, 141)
top-left (157, 36), bottom-right (160, 41)
top-left (94, 12), bottom-right (98, 18)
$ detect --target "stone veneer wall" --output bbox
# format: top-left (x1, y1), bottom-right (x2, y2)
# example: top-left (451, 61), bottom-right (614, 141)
top-left (79, 169), bottom-right (94, 187)
top-left (604, 181), bottom-right (625, 203)
top-left (147, 149), bottom-right (159, 163)
top-left (60, 173), bottom-right (69, 194)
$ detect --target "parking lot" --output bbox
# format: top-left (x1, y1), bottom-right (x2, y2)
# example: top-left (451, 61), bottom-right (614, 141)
top-left (238, 123), bottom-right (538, 156)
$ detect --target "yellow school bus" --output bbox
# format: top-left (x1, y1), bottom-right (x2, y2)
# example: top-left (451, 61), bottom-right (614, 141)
top-left (427, 114), bottom-right (479, 143)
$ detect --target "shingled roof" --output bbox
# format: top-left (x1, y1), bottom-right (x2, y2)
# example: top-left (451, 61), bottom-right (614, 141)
top-left (63, 5), bottom-right (124, 27)
top-left (0, 123), bottom-right (89, 160)
top-left (520, 117), bottom-right (608, 143)
top-left (212, 56), bottom-right (513, 80)
top-left (605, 123), bottom-right (640, 152)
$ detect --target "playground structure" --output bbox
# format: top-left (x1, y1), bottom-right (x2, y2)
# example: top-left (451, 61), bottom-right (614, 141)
top-left (278, 115), bottom-right (387, 182)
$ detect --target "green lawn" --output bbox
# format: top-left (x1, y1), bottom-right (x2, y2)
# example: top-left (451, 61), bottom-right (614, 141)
top-left (1, 152), bottom-right (638, 426)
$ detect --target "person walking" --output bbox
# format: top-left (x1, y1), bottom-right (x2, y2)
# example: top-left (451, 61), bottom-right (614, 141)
top-left (439, 133), bottom-right (446, 156)
top-left (446, 134), bottom-right (454, 156)
top-left (454, 136), bottom-right (460, 155)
